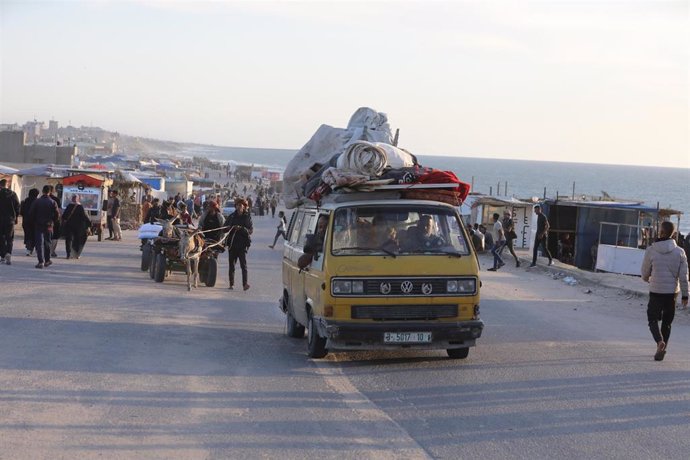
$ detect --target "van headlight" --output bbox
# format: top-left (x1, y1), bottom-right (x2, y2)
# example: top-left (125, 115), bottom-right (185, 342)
top-left (332, 280), bottom-right (365, 295)
top-left (447, 279), bottom-right (476, 294)
top-left (332, 280), bottom-right (352, 294)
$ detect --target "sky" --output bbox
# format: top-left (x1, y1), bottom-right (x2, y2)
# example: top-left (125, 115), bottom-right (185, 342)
top-left (1, 0), bottom-right (688, 168)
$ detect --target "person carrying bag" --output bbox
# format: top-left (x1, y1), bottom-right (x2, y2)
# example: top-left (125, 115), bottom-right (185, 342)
top-left (500, 210), bottom-right (521, 267)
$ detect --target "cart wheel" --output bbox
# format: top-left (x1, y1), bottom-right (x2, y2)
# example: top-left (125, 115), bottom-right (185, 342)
top-left (141, 244), bottom-right (152, 271)
top-left (154, 253), bottom-right (166, 283)
top-left (198, 258), bottom-right (208, 283)
top-left (149, 251), bottom-right (157, 279)
top-left (204, 258), bottom-right (217, 287)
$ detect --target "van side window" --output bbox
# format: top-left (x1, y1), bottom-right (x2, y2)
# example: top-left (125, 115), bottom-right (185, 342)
top-left (286, 211), bottom-right (297, 238)
top-left (297, 213), bottom-right (315, 248)
top-left (288, 211), bottom-right (304, 246)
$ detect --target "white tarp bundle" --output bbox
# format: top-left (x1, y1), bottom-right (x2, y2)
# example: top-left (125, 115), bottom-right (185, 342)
top-left (336, 141), bottom-right (388, 177)
top-left (283, 107), bottom-right (395, 206)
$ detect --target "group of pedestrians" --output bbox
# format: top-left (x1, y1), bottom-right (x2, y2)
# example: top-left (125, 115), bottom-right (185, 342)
top-left (483, 204), bottom-right (689, 362)
top-left (486, 205), bottom-right (553, 271)
top-left (0, 181), bottom-right (95, 268)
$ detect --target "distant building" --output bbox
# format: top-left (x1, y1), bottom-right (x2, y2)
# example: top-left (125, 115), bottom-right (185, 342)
top-left (0, 130), bottom-right (76, 165)
top-left (23, 120), bottom-right (43, 144)
top-left (47, 120), bottom-right (59, 138)
top-left (0, 123), bottom-right (21, 132)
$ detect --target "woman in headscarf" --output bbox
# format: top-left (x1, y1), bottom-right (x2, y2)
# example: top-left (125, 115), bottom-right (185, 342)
top-left (61, 194), bottom-right (91, 259)
top-left (20, 188), bottom-right (39, 256)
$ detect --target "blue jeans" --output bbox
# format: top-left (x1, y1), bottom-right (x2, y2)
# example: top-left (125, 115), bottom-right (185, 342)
top-left (491, 240), bottom-right (506, 268)
top-left (34, 227), bottom-right (53, 264)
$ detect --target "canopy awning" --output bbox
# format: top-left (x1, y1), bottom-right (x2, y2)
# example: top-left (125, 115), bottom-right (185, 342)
top-left (62, 173), bottom-right (105, 187)
top-left (0, 164), bottom-right (19, 175)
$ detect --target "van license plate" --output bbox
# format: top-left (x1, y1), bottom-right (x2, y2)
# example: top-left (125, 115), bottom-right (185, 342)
top-left (384, 332), bottom-right (432, 343)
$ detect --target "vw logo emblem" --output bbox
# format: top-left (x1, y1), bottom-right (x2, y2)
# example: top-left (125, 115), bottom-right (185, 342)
top-left (421, 283), bottom-right (433, 295)
top-left (400, 281), bottom-right (414, 294)
top-left (380, 282), bottom-right (391, 295)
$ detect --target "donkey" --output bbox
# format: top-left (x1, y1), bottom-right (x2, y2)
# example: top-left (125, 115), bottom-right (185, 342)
top-left (179, 229), bottom-right (205, 291)
top-left (156, 217), bottom-right (179, 239)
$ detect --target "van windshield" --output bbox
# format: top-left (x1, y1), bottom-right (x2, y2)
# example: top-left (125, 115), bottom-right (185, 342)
top-left (331, 205), bottom-right (471, 256)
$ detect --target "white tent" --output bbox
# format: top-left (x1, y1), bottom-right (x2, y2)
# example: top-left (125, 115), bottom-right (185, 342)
top-left (0, 164), bottom-right (18, 175)
top-left (0, 164), bottom-right (21, 195)
top-left (15, 164), bottom-right (66, 177)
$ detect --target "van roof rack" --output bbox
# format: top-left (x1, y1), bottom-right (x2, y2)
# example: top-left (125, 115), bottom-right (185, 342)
top-left (313, 183), bottom-right (463, 206)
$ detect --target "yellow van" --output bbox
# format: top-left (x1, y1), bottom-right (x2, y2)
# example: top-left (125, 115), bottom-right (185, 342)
top-left (280, 195), bottom-right (483, 359)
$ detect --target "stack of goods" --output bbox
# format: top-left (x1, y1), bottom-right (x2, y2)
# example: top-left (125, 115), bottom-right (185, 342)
top-left (283, 107), bottom-right (470, 208)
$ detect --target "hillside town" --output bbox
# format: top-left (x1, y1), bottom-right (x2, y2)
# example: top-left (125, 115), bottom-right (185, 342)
top-left (0, 119), bottom-right (284, 235)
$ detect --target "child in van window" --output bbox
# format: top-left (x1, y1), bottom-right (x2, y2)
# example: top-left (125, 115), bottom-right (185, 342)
top-left (381, 227), bottom-right (400, 252)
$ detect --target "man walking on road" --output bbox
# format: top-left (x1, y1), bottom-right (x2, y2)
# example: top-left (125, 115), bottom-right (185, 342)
top-left (28, 185), bottom-right (60, 269)
top-left (530, 205), bottom-right (553, 267)
top-left (0, 179), bottom-right (20, 265)
top-left (499, 209), bottom-right (520, 267)
top-left (224, 198), bottom-right (253, 291)
top-left (641, 221), bottom-right (688, 361)
top-left (488, 213), bottom-right (505, 271)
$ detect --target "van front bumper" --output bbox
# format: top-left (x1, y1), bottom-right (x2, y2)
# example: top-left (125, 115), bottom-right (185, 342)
top-left (315, 318), bottom-right (484, 351)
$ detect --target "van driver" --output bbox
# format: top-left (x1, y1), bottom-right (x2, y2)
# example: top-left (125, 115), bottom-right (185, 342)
top-left (412, 215), bottom-right (445, 250)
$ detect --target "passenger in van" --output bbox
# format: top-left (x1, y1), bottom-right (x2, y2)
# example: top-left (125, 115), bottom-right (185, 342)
top-left (352, 217), bottom-right (374, 247)
top-left (380, 226), bottom-right (400, 252)
top-left (299, 215), bottom-right (328, 270)
top-left (408, 215), bottom-right (445, 251)
top-left (304, 215), bottom-right (328, 257)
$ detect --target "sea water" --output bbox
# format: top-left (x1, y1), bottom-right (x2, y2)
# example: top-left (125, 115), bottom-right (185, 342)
top-left (201, 146), bottom-right (690, 234)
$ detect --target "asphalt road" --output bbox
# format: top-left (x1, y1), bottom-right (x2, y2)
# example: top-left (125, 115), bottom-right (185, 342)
top-left (1, 214), bottom-right (688, 459)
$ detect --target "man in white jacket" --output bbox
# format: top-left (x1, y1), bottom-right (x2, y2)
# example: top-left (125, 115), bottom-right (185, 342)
top-left (641, 221), bottom-right (689, 361)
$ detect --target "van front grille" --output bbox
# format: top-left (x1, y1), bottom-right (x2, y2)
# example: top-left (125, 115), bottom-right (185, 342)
top-left (363, 278), bottom-right (448, 296)
top-left (351, 305), bottom-right (457, 321)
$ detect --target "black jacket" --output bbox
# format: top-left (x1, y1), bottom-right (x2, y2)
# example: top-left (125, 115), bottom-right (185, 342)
top-left (62, 203), bottom-right (91, 233)
top-left (28, 195), bottom-right (60, 229)
top-left (224, 211), bottom-right (253, 250)
top-left (0, 187), bottom-right (20, 222)
top-left (145, 205), bottom-right (162, 224)
top-left (199, 210), bottom-right (225, 243)
top-left (20, 196), bottom-right (37, 228)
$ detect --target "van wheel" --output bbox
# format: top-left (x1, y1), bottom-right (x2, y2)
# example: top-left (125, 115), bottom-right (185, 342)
top-left (141, 245), bottom-right (152, 271)
top-left (307, 315), bottom-right (327, 358)
top-left (447, 347), bottom-right (469, 359)
top-left (286, 310), bottom-right (305, 338)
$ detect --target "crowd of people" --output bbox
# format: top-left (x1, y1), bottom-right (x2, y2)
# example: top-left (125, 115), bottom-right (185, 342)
top-left (137, 183), bottom-right (284, 292)
top-left (0, 180), bottom-right (94, 268)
